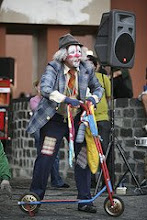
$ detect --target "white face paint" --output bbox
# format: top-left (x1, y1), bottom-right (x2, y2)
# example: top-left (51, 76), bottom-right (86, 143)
top-left (66, 45), bottom-right (82, 68)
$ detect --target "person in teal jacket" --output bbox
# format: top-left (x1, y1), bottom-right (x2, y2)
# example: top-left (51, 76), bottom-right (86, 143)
top-left (0, 140), bottom-right (11, 194)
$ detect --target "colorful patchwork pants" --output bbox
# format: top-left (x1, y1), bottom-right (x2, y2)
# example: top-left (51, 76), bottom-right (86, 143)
top-left (30, 113), bottom-right (91, 200)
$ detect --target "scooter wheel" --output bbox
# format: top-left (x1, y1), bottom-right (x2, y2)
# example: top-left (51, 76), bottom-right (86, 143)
top-left (104, 196), bottom-right (124, 217)
top-left (19, 192), bottom-right (40, 214)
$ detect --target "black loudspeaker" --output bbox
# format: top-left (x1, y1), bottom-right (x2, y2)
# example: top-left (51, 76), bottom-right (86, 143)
top-left (95, 10), bottom-right (136, 68)
top-left (0, 57), bottom-right (15, 84)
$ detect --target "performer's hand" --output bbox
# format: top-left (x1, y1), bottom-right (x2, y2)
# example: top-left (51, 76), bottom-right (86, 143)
top-left (86, 97), bottom-right (96, 107)
top-left (64, 97), bottom-right (80, 107)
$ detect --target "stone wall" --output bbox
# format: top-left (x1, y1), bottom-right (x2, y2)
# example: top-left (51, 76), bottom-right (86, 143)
top-left (4, 98), bottom-right (147, 185)
top-left (114, 98), bottom-right (147, 185)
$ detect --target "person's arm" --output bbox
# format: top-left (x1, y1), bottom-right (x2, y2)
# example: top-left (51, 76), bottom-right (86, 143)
top-left (113, 68), bottom-right (133, 98)
top-left (0, 141), bottom-right (11, 181)
top-left (104, 75), bottom-right (111, 99)
top-left (113, 69), bottom-right (122, 78)
top-left (29, 96), bottom-right (41, 111)
top-left (88, 68), bottom-right (104, 103)
top-left (40, 64), bottom-right (66, 103)
top-left (104, 75), bottom-right (111, 109)
top-left (113, 68), bottom-right (129, 79)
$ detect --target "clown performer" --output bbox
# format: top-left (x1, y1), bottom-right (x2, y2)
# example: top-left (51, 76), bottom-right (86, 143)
top-left (27, 33), bottom-right (104, 213)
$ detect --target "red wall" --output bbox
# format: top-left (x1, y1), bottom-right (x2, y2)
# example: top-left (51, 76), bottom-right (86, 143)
top-left (6, 35), bottom-right (33, 98)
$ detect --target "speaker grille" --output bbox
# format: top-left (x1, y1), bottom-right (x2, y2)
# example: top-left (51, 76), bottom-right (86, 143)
top-left (115, 33), bottom-right (134, 64)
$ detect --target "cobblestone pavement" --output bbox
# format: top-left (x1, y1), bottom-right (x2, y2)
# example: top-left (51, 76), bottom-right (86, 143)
top-left (0, 178), bottom-right (147, 220)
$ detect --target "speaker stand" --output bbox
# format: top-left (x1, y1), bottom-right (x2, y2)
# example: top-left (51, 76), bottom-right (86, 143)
top-left (93, 67), bottom-right (144, 195)
top-left (94, 140), bottom-right (144, 195)
top-left (114, 141), bottom-right (144, 194)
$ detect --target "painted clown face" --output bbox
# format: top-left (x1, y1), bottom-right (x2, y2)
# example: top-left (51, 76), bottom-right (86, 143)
top-left (65, 45), bottom-right (82, 68)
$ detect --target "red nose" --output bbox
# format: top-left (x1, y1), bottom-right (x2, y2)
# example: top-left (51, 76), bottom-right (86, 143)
top-left (75, 53), bottom-right (81, 58)
top-left (67, 53), bottom-right (81, 59)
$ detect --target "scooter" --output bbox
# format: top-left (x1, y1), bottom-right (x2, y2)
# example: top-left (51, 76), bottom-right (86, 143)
top-left (18, 102), bottom-right (124, 217)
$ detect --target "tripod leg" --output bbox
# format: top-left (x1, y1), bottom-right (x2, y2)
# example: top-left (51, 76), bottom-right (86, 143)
top-left (93, 169), bottom-right (102, 196)
top-left (116, 143), bottom-right (144, 194)
top-left (115, 169), bottom-right (129, 189)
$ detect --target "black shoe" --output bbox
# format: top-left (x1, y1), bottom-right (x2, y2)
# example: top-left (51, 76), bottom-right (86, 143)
top-left (54, 183), bottom-right (70, 188)
top-left (78, 204), bottom-right (97, 213)
top-left (60, 183), bottom-right (70, 188)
